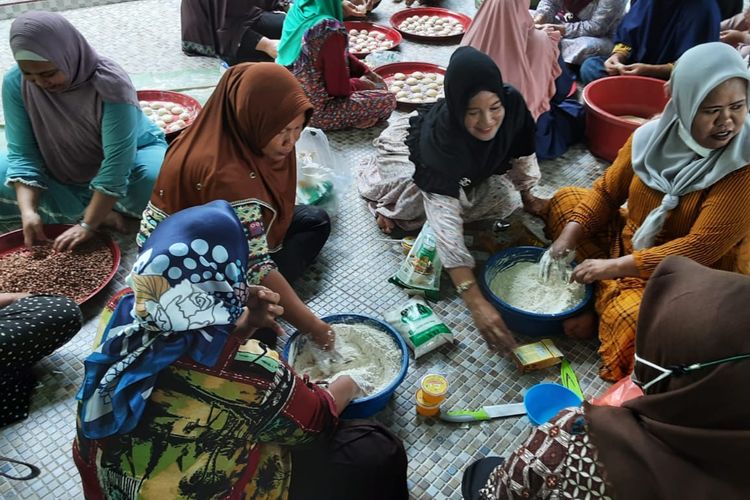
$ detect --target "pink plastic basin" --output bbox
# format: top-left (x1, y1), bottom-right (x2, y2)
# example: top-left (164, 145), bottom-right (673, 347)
top-left (582, 76), bottom-right (669, 162)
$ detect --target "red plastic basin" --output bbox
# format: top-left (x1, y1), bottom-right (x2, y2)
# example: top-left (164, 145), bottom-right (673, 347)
top-left (582, 76), bottom-right (669, 162)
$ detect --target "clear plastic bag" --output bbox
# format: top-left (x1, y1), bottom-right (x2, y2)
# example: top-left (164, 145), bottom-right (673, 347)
top-left (389, 223), bottom-right (442, 300)
top-left (295, 127), bottom-right (350, 215)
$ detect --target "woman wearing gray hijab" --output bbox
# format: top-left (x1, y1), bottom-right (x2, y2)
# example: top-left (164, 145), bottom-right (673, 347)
top-left (542, 42), bottom-right (750, 382)
top-left (0, 11), bottom-right (167, 251)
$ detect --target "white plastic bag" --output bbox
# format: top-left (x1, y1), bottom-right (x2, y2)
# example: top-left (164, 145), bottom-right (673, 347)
top-left (295, 127), bottom-right (350, 214)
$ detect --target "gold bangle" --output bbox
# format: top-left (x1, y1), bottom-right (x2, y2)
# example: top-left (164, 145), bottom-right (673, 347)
top-left (455, 279), bottom-right (476, 295)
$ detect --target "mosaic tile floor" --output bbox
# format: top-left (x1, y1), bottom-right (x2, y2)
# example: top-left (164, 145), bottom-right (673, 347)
top-left (0, 0), bottom-right (611, 498)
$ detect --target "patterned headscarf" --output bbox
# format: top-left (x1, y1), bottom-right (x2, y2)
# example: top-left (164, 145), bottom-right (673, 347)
top-left (77, 200), bottom-right (250, 439)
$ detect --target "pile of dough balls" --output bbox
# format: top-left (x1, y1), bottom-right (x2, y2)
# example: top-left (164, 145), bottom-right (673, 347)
top-left (140, 101), bottom-right (191, 134)
top-left (348, 29), bottom-right (395, 54)
top-left (398, 15), bottom-right (464, 37)
top-left (389, 71), bottom-right (445, 103)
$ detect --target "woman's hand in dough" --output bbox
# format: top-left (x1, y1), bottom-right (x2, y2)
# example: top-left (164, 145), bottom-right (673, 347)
top-left (309, 319), bottom-right (336, 351)
top-left (20, 211), bottom-right (48, 248)
top-left (245, 285), bottom-right (285, 335)
top-left (52, 223), bottom-right (93, 252)
top-left (467, 296), bottom-right (517, 353)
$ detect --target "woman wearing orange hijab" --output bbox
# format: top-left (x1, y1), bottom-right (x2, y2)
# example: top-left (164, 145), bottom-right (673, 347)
top-left (139, 62), bottom-right (333, 349)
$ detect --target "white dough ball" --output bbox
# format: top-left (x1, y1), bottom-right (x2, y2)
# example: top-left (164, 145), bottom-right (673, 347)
top-left (394, 72), bottom-right (406, 80)
top-left (162, 115), bottom-right (174, 123)
top-left (142, 107), bottom-right (154, 115)
top-left (150, 102), bottom-right (164, 109)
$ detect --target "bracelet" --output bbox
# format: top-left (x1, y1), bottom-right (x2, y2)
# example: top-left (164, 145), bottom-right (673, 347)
top-left (78, 221), bottom-right (96, 232)
top-left (455, 279), bottom-right (476, 295)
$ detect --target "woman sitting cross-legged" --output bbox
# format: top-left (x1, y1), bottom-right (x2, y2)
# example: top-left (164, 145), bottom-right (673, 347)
top-left (74, 200), bottom-right (408, 499)
top-left (276, 0), bottom-right (396, 130)
top-left (0, 12), bottom-right (167, 251)
top-left (543, 42), bottom-right (750, 382)
top-left (357, 47), bottom-right (547, 353)
top-left (141, 62), bottom-right (334, 350)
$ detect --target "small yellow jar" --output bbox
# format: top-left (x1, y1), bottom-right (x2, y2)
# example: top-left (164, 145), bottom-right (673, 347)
top-left (415, 389), bottom-right (441, 417)
top-left (420, 374), bottom-right (448, 405)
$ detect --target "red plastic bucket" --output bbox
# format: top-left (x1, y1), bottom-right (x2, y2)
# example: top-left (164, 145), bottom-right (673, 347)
top-left (582, 76), bottom-right (669, 162)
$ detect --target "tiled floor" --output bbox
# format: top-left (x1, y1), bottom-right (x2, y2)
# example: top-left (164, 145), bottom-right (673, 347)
top-left (0, 0), bottom-right (612, 498)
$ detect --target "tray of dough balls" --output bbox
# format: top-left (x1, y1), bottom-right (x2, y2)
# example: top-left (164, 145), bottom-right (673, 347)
top-left (390, 7), bottom-right (471, 41)
top-left (136, 90), bottom-right (203, 139)
top-left (345, 21), bottom-right (402, 57)
top-left (373, 62), bottom-right (445, 106)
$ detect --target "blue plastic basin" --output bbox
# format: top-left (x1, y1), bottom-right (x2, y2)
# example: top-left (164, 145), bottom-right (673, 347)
top-left (524, 382), bottom-right (584, 425)
top-left (282, 313), bottom-right (409, 419)
top-left (479, 246), bottom-right (593, 337)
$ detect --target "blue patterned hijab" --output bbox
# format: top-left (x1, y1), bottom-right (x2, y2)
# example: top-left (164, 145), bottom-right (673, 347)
top-left (77, 200), bottom-right (250, 439)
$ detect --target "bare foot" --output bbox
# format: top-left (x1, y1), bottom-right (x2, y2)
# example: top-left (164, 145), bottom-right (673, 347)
top-left (522, 196), bottom-right (551, 218)
top-left (376, 214), bottom-right (395, 234)
top-left (354, 117), bottom-right (379, 129)
top-left (563, 310), bottom-right (598, 340)
top-left (101, 211), bottom-right (130, 234)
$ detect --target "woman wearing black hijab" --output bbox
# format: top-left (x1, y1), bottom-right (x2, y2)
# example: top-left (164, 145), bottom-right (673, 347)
top-left (357, 47), bottom-right (546, 351)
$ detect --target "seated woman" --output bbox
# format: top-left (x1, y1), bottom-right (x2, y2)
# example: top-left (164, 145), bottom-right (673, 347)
top-left (181, 0), bottom-right (286, 64)
top-left (74, 200), bottom-right (408, 499)
top-left (462, 256), bottom-right (750, 500)
top-left (0, 12), bottom-right (167, 252)
top-left (544, 43), bottom-right (750, 381)
top-left (533, 0), bottom-right (627, 66)
top-left (277, 0), bottom-right (396, 130)
top-left (357, 47), bottom-right (546, 352)
top-left (141, 62), bottom-right (334, 349)
top-left (579, 0), bottom-right (720, 85)
top-left (1, 292), bottom-right (81, 427)
top-left (462, 0), bottom-right (584, 160)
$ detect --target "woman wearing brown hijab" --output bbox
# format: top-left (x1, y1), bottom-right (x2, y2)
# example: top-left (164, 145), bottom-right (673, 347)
top-left (139, 62), bottom-right (334, 349)
top-left (462, 255), bottom-right (750, 499)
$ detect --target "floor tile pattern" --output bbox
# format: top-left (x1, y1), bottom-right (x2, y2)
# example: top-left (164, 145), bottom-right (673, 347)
top-left (0, 1), bottom-right (611, 498)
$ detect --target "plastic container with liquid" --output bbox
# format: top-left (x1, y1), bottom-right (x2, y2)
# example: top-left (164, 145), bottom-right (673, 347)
top-left (416, 389), bottom-right (441, 417)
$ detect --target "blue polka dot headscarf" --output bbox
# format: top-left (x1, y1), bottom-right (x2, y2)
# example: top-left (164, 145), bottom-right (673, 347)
top-left (77, 200), bottom-right (250, 439)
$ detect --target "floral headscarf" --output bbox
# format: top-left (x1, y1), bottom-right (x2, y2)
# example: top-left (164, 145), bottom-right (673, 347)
top-left (77, 200), bottom-right (250, 439)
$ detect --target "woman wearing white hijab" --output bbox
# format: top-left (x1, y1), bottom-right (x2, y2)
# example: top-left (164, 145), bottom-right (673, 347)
top-left (542, 42), bottom-right (750, 382)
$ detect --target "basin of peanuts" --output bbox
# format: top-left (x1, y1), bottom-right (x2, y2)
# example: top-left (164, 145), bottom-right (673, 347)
top-left (0, 225), bottom-right (119, 304)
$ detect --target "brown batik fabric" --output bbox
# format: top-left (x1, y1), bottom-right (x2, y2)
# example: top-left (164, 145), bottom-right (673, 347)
top-left (480, 407), bottom-right (614, 499)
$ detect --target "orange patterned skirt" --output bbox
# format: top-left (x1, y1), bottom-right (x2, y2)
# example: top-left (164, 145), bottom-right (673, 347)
top-left (545, 187), bottom-right (645, 382)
